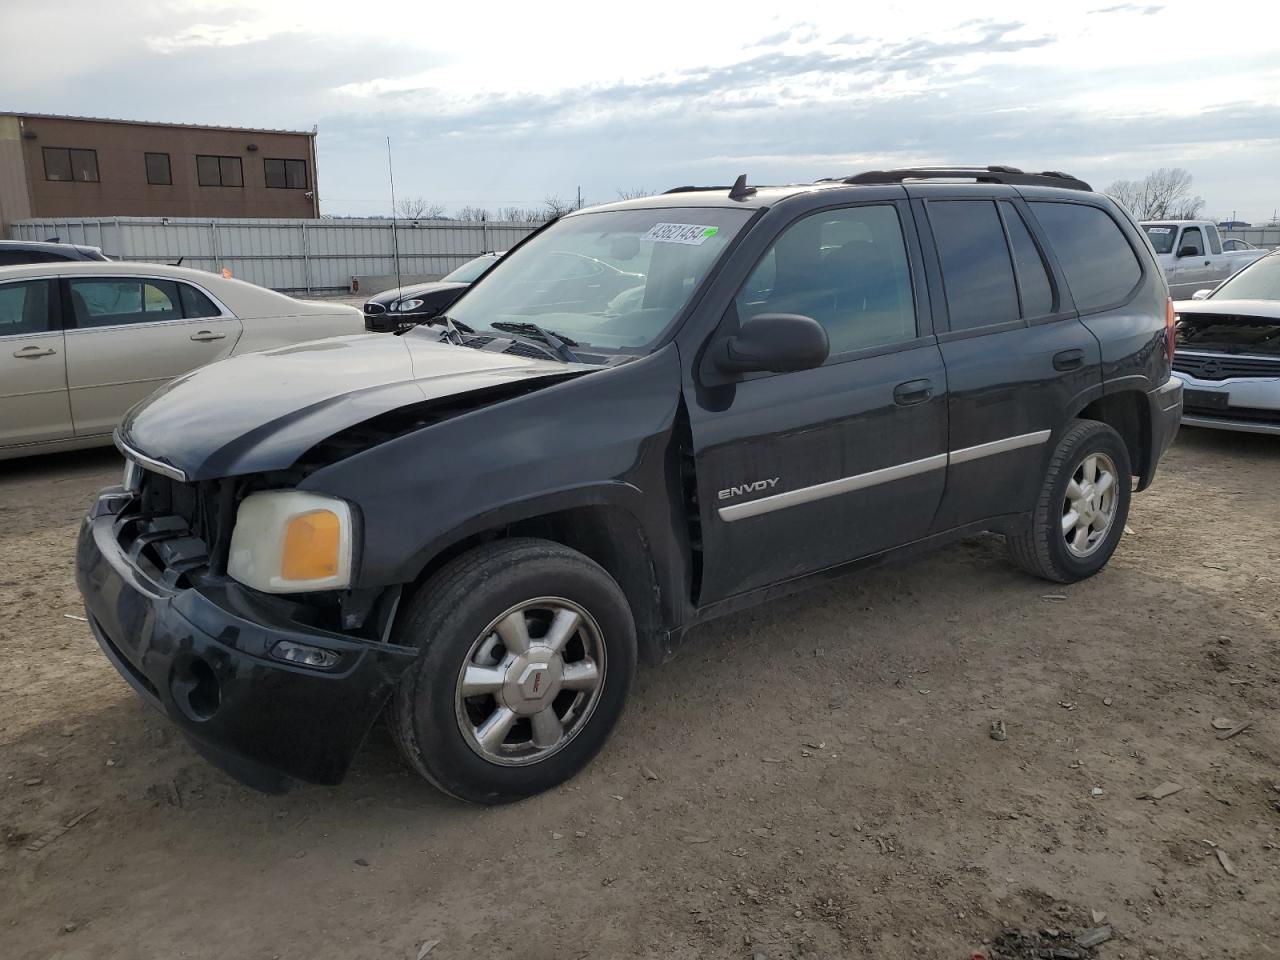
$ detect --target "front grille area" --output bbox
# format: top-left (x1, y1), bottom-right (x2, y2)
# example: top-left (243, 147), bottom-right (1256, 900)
top-left (123, 471), bottom-right (233, 586)
top-left (1184, 403), bottom-right (1280, 424)
top-left (363, 302), bottom-right (386, 315)
top-left (1174, 353), bottom-right (1280, 380)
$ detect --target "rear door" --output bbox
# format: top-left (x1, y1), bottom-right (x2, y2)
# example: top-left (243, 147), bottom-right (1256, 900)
top-left (687, 199), bottom-right (949, 602)
top-left (62, 276), bottom-right (241, 436)
top-left (0, 278), bottom-right (72, 447)
top-left (909, 189), bottom-right (1103, 530)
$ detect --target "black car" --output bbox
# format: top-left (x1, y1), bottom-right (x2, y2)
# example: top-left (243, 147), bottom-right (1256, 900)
top-left (0, 239), bottom-right (109, 266)
top-left (78, 166), bottom-right (1182, 803)
top-left (362, 252), bottom-right (502, 332)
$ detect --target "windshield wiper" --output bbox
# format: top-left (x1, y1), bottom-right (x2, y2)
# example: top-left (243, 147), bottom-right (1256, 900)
top-left (394, 314), bottom-right (475, 338)
top-left (490, 321), bottom-right (582, 362)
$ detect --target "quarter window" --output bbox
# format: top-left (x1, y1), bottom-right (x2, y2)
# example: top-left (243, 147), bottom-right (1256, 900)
top-left (927, 200), bottom-right (1020, 331)
top-left (0, 280), bottom-right (53, 336)
top-left (178, 283), bottom-right (220, 318)
top-left (67, 278), bottom-right (183, 328)
top-left (43, 147), bottom-right (99, 182)
top-left (145, 152), bottom-right (172, 186)
top-left (196, 154), bottom-right (244, 187)
top-left (998, 202), bottom-right (1056, 319)
top-left (1029, 202), bottom-right (1143, 312)
top-left (264, 158), bottom-right (308, 189)
top-left (736, 204), bottom-right (917, 357)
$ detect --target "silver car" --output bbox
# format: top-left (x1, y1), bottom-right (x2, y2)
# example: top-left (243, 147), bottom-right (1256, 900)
top-left (1, 261), bottom-right (363, 461)
top-left (1172, 250), bottom-right (1280, 435)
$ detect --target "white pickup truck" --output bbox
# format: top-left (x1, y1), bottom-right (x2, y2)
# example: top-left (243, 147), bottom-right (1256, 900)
top-left (1141, 220), bottom-right (1269, 299)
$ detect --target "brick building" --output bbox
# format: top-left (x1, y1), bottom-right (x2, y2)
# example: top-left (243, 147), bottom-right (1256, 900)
top-left (0, 113), bottom-right (319, 231)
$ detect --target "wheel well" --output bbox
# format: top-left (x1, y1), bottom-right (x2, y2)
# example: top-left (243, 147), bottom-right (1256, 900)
top-left (410, 506), bottom-right (668, 665)
top-left (1076, 391), bottom-right (1149, 484)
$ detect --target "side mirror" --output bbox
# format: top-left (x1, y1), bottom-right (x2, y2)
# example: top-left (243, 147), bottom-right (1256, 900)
top-left (1176, 245), bottom-right (1199, 258)
top-left (1191, 288), bottom-right (1213, 300)
top-left (715, 313), bottom-right (829, 375)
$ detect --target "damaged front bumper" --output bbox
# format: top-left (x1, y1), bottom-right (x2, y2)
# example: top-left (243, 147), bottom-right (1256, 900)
top-left (75, 487), bottom-right (419, 791)
top-left (1171, 368), bottom-right (1280, 436)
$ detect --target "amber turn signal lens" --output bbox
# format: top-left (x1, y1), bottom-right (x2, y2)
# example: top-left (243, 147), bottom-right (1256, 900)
top-left (281, 509), bottom-right (341, 581)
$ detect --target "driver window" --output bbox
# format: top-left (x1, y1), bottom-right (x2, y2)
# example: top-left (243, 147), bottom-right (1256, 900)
top-left (735, 204), bottom-right (916, 357)
top-left (1180, 228), bottom-right (1204, 257)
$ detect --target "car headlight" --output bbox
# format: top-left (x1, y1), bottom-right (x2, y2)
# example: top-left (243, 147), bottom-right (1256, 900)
top-left (395, 298), bottom-right (424, 312)
top-left (227, 491), bottom-right (354, 593)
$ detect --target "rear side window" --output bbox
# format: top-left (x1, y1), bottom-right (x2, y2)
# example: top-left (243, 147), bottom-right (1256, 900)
top-left (998, 202), bottom-right (1055, 318)
top-left (0, 280), bottom-right (52, 336)
top-left (927, 200), bottom-right (1020, 331)
top-left (68, 278), bottom-right (183, 328)
top-left (178, 283), bottom-right (221, 318)
top-left (1029, 202), bottom-right (1142, 312)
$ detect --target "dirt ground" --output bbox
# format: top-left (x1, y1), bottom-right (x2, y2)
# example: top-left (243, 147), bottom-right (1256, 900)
top-left (1, 427), bottom-right (1277, 960)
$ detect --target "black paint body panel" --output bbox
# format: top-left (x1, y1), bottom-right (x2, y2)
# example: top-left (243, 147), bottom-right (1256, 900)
top-left (78, 177), bottom-right (1183, 789)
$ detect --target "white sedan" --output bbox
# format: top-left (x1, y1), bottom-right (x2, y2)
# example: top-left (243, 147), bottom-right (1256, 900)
top-left (1172, 250), bottom-right (1280, 435)
top-left (0, 261), bottom-right (363, 461)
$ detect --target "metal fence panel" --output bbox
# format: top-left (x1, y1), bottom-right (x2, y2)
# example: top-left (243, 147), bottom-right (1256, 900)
top-left (1222, 228), bottom-right (1280, 250)
top-left (8, 216), bottom-right (540, 293)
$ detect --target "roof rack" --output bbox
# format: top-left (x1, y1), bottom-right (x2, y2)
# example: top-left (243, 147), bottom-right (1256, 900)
top-left (822, 165), bottom-right (1092, 191)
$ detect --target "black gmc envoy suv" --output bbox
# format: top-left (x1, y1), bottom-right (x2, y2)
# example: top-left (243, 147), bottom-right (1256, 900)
top-left (77, 166), bottom-right (1183, 803)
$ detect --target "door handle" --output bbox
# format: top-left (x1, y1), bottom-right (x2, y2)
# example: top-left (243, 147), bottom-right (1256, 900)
top-left (1053, 348), bottom-right (1085, 371)
top-left (13, 346), bottom-right (56, 358)
top-left (189, 330), bottom-right (226, 341)
top-left (893, 378), bottom-right (933, 405)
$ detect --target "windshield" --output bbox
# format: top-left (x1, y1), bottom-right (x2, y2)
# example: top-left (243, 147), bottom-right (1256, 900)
top-left (431, 207), bottom-right (752, 355)
top-left (1211, 253), bottom-right (1280, 301)
top-left (1142, 224), bottom-right (1178, 255)
top-left (442, 254), bottom-right (500, 284)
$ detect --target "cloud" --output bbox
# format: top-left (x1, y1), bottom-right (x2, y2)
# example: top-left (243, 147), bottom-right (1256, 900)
top-left (1090, 3), bottom-right (1164, 14)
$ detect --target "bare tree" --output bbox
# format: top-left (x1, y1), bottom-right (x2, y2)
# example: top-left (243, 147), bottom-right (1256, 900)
top-left (454, 205), bottom-right (492, 222)
top-left (616, 187), bottom-right (654, 200)
top-left (494, 206), bottom-right (550, 223)
top-left (543, 194), bottom-right (577, 219)
top-left (1104, 168), bottom-right (1204, 220)
top-left (394, 197), bottom-right (446, 219)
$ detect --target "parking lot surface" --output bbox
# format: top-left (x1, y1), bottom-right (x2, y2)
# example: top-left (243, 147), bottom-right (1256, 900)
top-left (1, 429), bottom-right (1277, 959)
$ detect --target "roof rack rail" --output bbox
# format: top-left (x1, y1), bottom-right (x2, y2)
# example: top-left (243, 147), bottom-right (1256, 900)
top-left (822, 165), bottom-right (1092, 191)
top-left (662, 184), bottom-right (735, 194)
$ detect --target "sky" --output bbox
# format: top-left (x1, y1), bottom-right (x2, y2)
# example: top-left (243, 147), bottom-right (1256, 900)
top-left (3, 0), bottom-right (1278, 222)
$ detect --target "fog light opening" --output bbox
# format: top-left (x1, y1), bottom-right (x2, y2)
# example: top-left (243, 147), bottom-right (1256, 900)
top-left (186, 658), bottom-right (220, 720)
top-left (271, 640), bottom-right (341, 670)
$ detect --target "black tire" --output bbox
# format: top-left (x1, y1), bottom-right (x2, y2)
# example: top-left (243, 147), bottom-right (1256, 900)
top-left (1007, 419), bottom-right (1132, 583)
top-left (389, 538), bottom-right (637, 804)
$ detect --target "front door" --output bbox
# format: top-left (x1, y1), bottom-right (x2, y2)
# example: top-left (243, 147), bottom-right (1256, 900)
top-left (0, 278), bottom-right (72, 448)
top-left (62, 276), bottom-right (240, 436)
top-left (1169, 226), bottom-right (1214, 298)
top-left (687, 201), bottom-right (948, 603)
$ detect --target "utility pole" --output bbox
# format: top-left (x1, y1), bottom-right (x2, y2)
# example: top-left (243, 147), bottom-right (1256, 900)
top-left (576, 185), bottom-right (582, 210)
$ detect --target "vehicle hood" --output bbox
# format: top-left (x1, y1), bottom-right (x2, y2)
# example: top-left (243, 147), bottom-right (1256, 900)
top-left (119, 333), bottom-right (588, 481)
top-left (1173, 298), bottom-right (1280, 321)
top-left (366, 281), bottom-right (468, 307)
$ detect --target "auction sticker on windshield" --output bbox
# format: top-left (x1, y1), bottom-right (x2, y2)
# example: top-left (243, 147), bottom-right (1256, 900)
top-left (1147, 227), bottom-right (1172, 234)
top-left (644, 223), bottom-right (720, 245)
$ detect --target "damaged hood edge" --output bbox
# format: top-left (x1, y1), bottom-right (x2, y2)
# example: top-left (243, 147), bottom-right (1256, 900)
top-left (118, 333), bottom-right (591, 481)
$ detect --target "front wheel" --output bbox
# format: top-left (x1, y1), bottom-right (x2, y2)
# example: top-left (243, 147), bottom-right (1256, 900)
top-left (1007, 419), bottom-right (1132, 583)
top-left (389, 538), bottom-right (637, 804)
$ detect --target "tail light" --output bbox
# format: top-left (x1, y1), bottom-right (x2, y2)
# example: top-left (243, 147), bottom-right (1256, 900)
top-left (1165, 297), bottom-right (1176, 363)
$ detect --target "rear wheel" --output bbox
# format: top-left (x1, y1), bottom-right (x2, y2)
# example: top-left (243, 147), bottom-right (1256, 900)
top-left (1007, 419), bottom-right (1132, 583)
top-left (389, 538), bottom-right (637, 804)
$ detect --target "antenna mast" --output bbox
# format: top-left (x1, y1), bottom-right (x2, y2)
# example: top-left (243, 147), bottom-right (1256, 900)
top-left (386, 136), bottom-right (403, 299)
